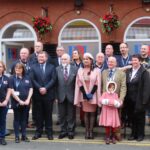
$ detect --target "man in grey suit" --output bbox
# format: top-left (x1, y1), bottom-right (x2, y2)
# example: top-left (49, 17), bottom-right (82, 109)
top-left (56, 53), bottom-right (78, 139)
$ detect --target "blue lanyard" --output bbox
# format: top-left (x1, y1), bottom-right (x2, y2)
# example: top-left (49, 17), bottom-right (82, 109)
top-left (121, 56), bottom-right (130, 66)
top-left (0, 76), bottom-right (3, 88)
top-left (16, 77), bottom-right (21, 88)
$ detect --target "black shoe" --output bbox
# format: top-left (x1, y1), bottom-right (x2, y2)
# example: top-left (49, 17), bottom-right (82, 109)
top-left (58, 133), bottom-right (67, 139)
top-left (68, 133), bottom-right (74, 140)
top-left (128, 136), bottom-right (136, 141)
top-left (47, 135), bottom-right (53, 140)
top-left (32, 134), bottom-right (41, 140)
top-left (85, 131), bottom-right (90, 139)
top-left (21, 136), bottom-right (30, 142)
top-left (56, 121), bottom-right (60, 125)
top-left (89, 131), bottom-right (94, 139)
top-left (81, 121), bottom-right (85, 127)
top-left (15, 137), bottom-right (20, 143)
top-left (136, 136), bottom-right (144, 142)
top-left (1, 138), bottom-right (7, 145)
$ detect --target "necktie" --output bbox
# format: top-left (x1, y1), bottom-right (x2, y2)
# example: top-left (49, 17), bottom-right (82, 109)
top-left (40, 64), bottom-right (44, 75)
top-left (109, 69), bottom-right (113, 79)
top-left (64, 66), bottom-right (68, 81)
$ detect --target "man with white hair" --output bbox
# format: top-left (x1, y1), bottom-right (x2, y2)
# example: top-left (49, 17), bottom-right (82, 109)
top-left (10, 47), bottom-right (31, 75)
top-left (101, 56), bottom-right (126, 141)
top-left (56, 53), bottom-right (78, 139)
top-left (95, 52), bottom-right (105, 72)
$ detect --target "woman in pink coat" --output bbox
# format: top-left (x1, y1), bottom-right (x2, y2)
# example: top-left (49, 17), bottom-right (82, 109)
top-left (99, 81), bottom-right (122, 144)
top-left (74, 53), bottom-right (101, 139)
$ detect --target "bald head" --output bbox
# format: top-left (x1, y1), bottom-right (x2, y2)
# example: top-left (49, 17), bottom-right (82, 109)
top-left (107, 56), bottom-right (117, 69)
top-left (105, 44), bottom-right (114, 57)
top-left (96, 52), bottom-right (105, 65)
top-left (34, 41), bottom-right (43, 54)
top-left (140, 44), bottom-right (149, 58)
top-left (20, 48), bottom-right (30, 61)
top-left (61, 53), bottom-right (71, 65)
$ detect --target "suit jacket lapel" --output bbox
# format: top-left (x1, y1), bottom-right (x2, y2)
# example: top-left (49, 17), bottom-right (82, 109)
top-left (67, 65), bottom-right (73, 82)
top-left (60, 66), bottom-right (65, 82)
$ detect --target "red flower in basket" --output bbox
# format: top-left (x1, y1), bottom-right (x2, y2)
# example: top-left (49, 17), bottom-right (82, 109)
top-left (100, 13), bottom-right (120, 34)
top-left (32, 16), bottom-right (52, 35)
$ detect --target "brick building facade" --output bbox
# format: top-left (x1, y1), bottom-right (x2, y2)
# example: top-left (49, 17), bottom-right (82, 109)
top-left (0, 0), bottom-right (149, 70)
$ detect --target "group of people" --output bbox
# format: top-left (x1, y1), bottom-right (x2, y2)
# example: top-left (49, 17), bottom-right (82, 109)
top-left (0, 41), bottom-right (150, 146)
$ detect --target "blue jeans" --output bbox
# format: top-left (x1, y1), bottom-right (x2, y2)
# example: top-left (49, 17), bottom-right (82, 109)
top-left (0, 107), bottom-right (8, 138)
top-left (13, 106), bottom-right (28, 137)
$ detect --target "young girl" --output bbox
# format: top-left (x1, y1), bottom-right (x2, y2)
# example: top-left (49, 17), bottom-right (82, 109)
top-left (99, 81), bottom-right (122, 144)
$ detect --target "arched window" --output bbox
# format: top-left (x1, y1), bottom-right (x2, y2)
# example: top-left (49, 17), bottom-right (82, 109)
top-left (124, 17), bottom-right (150, 54)
top-left (58, 19), bottom-right (101, 58)
top-left (0, 21), bottom-right (37, 72)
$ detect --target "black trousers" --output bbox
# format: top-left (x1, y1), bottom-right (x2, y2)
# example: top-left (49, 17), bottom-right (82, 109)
top-left (13, 107), bottom-right (28, 137)
top-left (131, 110), bottom-right (145, 138)
top-left (58, 98), bottom-right (76, 134)
top-left (128, 100), bottom-right (145, 138)
top-left (34, 96), bottom-right (53, 136)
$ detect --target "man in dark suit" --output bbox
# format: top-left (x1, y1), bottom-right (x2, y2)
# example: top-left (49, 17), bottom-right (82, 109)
top-left (56, 53), bottom-right (78, 139)
top-left (31, 51), bottom-right (56, 140)
top-left (29, 41), bottom-right (52, 127)
top-left (52, 46), bottom-right (65, 67)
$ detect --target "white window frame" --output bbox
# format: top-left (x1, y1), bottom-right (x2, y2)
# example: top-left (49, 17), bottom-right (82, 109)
top-left (0, 21), bottom-right (37, 60)
top-left (58, 19), bottom-right (101, 51)
top-left (124, 16), bottom-right (150, 42)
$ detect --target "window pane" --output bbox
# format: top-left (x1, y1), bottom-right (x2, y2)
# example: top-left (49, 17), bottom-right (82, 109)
top-left (2, 24), bottom-right (33, 38)
top-left (61, 21), bottom-right (98, 40)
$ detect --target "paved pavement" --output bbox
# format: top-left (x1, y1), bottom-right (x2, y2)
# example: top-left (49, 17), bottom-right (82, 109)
top-left (6, 109), bottom-right (150, 141)
top-left (2, 108), bottom-right (150, 149)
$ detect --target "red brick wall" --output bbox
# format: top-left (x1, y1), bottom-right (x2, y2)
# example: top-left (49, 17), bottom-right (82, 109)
top-left (0, 0), bottom-right (149, 44)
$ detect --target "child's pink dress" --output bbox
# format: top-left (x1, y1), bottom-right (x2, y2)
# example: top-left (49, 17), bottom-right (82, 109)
top-left (99, 92), bottom-right (121, 128)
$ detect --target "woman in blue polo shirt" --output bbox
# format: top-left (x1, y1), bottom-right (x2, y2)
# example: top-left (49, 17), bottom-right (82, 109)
top-left (10, 63), bottom-right (33, 143)
top-left (0, 61), bottom-right (11, 145)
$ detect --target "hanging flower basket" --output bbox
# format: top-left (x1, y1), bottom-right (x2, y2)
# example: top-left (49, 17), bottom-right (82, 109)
top-left (32, 16), bottom-right (52, 40)
top-left (100, 12), bottom-right (120, 34)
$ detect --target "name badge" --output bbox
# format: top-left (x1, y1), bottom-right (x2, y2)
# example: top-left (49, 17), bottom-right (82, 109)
top-left (3, 81), bottom-right (8, 84)
top-left (25, 80), bottom-right (29, 83)
top-left (14, 91), bottom-right (20, 96)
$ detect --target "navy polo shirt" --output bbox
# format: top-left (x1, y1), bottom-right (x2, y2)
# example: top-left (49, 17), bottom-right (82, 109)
top-left (117, 55), bottom-right (132, 67)
top-left (9, 75), bottom-right (32, 108)
top-left (0, 75), bottom-right (9, 102)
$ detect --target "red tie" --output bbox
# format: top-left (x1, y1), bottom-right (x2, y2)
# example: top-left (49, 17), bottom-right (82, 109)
top-left (64, 66), bottom-right (68, 81)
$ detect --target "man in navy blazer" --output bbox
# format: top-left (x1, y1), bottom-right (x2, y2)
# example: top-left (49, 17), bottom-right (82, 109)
top-left (31, 51), bottom-right (56, 140)
top-left (29, 41), bottom-right (52, 127)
